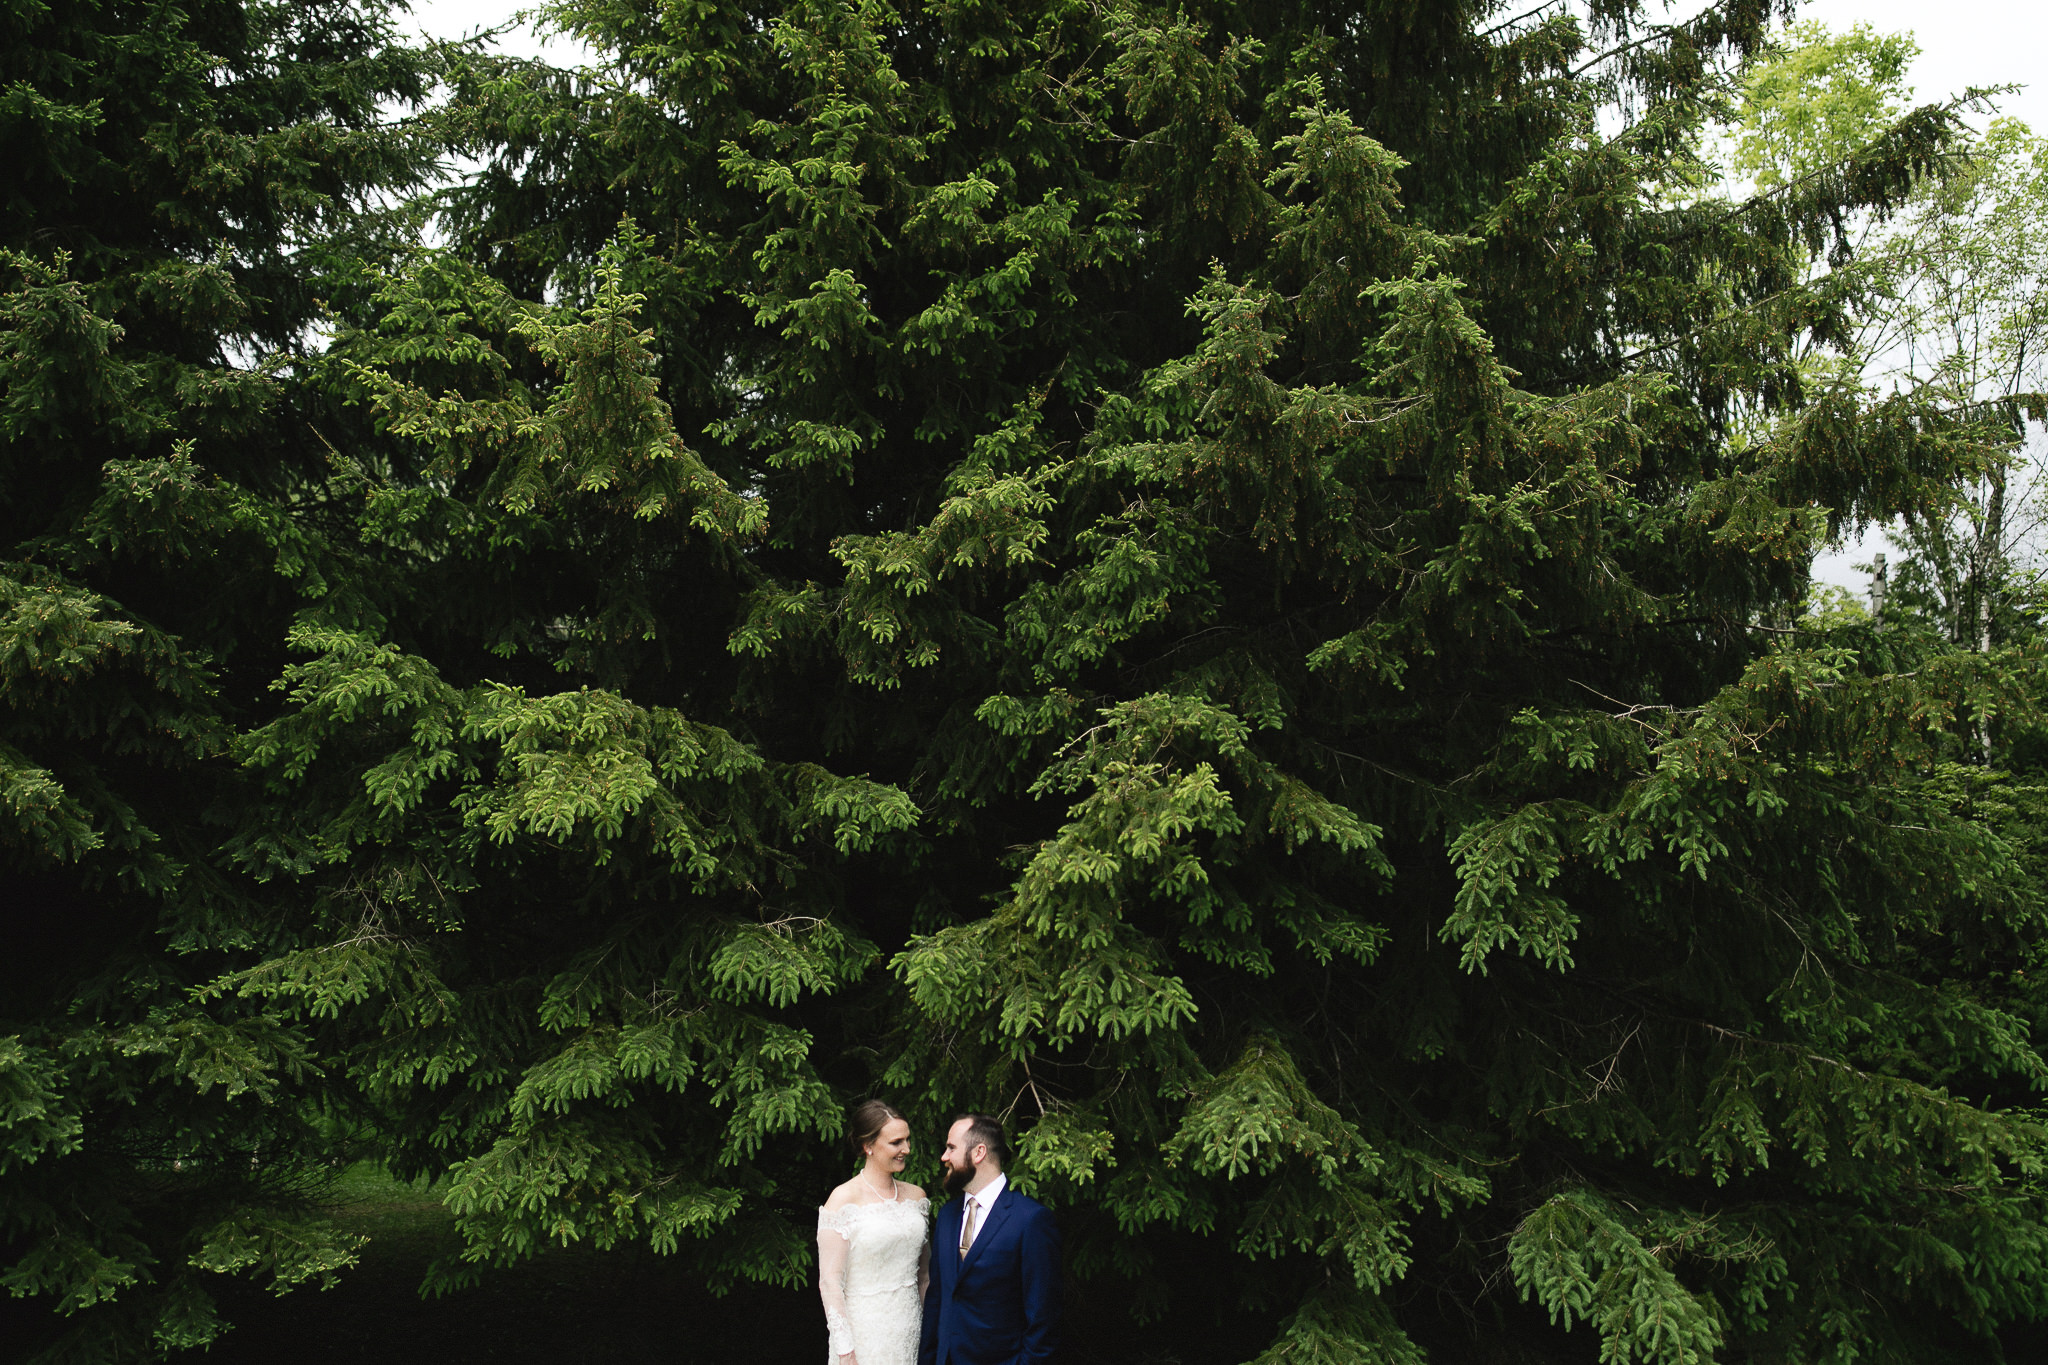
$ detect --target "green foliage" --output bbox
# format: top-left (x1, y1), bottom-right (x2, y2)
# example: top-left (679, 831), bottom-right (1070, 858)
top-left (0, 0), bottom-right (437, 1358)
top-left (1730, 22), bottom-right (1922, 190)
top-left (0, 1038), bottom-right (83, 1174)
top-left (1508, 1190), bottom-right (1729, 1365)
top-left (8, 2), bottom-right (2048, 1363)
top-left (1248, 1284), bottom-right (1426, 1365)
top-left (1731, 23), bottom-right (2048, 664)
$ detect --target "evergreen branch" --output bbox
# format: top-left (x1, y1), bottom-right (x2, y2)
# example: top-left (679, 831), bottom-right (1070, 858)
top-left (1565, 20), bottom-right (1692, 82)
top-left (1476, 2), bottom-right (1573, 45)
top-left (1657, 89), bottom-right (1996, 242)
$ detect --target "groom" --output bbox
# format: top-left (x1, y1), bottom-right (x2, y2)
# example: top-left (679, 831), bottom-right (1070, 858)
top-left (919, 1113), bottom-right (1060, 1365)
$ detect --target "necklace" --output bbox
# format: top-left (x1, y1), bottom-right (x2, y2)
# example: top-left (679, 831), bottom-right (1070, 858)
top-left (861, 1170), bottom-right (900, 1202)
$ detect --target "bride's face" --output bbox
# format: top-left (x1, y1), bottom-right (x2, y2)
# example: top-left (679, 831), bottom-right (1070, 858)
top-left (866, 1117), bottom-right (912, 1174)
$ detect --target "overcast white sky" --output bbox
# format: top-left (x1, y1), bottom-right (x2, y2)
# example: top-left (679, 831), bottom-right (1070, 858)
top-left (407, 1), bottom-right (572, 59)
top-left (405, 0), bottom-right (2045, 593)
top-left (1795, 0), bottom-right (2047, 132)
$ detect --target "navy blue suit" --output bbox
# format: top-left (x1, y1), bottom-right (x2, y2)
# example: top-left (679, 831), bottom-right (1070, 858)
top-left (919, 1185), bottom-right (1059, 1365)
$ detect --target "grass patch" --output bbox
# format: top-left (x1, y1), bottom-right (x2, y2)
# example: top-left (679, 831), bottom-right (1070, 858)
top-left (327, 1160), bottom-right (441, 1208)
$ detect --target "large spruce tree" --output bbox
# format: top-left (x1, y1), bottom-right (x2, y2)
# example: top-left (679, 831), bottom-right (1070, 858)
top-left (0, 0), bottom-right (436, 1358)
top-left (7, 1), bottom-right (2048, 1361)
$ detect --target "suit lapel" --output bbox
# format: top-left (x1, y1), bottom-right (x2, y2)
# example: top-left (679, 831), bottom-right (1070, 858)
top-left (957, 1186), bottom-right (1015, 1277)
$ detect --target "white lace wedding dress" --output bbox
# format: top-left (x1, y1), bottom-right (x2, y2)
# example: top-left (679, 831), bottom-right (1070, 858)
top-left (817, 1193), bottom-right (930, 1365)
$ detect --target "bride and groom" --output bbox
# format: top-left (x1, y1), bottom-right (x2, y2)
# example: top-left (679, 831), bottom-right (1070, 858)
top-left (817, 1102), bottom-right (1060, 1365)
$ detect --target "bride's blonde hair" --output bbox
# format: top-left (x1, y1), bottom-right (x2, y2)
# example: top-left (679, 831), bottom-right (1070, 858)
top-left (847, 1098), bottom-right (906, 1157)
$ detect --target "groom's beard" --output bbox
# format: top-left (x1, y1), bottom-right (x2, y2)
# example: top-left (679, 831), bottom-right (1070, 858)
top-left (942, 1161), bottom-right (973, 1195)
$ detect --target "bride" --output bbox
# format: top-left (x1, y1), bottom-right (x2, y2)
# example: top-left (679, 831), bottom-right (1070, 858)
top-left (817, 1100), bottom-right (930, 1365)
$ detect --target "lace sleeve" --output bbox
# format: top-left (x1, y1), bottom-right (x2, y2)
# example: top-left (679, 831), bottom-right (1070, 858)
top-left (916, 1201), bottom-right (930, 1300)
top-left (817, 1207), bottom-right (856, 1359)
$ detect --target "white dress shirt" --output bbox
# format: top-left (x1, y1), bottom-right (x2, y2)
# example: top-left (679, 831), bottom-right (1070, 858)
top-left (958, 1172), bottom-right (1006, 1256)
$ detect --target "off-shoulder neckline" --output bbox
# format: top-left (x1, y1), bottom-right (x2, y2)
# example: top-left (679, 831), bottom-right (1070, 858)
top-left (820, 1194), bottom-right (930, 1212)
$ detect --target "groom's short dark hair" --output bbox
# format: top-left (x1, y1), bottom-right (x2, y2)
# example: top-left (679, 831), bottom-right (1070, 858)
top-left (953, 1112), bottom-right (1012, 1168)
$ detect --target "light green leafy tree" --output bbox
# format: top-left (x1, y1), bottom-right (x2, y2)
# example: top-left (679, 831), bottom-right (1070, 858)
top-left (1869, 119), bottom-right (2048, 655)
top-left (1731, 22), bottom-right (2048, 659)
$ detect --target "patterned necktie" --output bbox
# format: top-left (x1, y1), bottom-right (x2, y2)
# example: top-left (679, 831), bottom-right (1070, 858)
top-left (958, 1195), bottom-right (977, 1259)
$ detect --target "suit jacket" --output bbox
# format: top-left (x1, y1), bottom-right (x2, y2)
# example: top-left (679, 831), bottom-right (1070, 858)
top-left (919, 1184), bottom-right (1059, 1365)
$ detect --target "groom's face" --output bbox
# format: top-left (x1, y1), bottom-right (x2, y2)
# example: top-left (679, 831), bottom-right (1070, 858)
top-left (940, 1118), bottom-right (984, 1193)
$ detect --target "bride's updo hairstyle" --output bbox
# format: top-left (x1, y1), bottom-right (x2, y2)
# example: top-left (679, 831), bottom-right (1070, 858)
top-left (848, 1099), bottom-right (906, 1158)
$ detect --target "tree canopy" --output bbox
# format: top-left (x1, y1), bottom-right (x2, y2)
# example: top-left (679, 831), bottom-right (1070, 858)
top-left (6, 2), bottom-right (2048, 1362)
top-left (2, 0), bottom-right (435, 1356)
